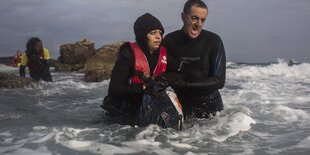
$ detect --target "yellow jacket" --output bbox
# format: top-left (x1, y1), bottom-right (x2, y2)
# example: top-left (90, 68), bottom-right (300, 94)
top-left (20, 48), bottom-right (51, 66)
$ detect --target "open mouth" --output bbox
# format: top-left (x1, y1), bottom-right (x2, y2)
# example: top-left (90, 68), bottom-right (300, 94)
top-left (191, 27), bottom-right (199, 33)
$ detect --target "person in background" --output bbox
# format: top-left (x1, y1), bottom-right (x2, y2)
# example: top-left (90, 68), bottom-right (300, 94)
top-left (19, 37), bottom-right (53, 82)
top-left (163, 0), bottom-right (226, 119)
top-left (101, 13), bottom-right (183, 124)
top-left (11, 50), bottom-right (23, 67)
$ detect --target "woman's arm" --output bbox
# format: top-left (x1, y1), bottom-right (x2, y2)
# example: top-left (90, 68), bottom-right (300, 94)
top-left (108, 44), bottom-right (144, 97)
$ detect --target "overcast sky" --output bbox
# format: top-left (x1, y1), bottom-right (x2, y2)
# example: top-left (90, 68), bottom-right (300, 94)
top-left (0, 0), bottom-right (309, 63)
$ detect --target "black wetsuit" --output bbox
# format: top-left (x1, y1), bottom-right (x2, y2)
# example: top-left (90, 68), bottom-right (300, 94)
top-left (163, 29), bottom-right (226, 118)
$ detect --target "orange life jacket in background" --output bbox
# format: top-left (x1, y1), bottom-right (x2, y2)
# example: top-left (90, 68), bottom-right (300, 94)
top-left (129, 42), bottom-right (167, 84)
top-left (11, 53), bottom-right (23, 67)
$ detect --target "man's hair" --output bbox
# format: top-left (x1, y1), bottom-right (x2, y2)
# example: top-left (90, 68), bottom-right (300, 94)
top-left (183, 0), bottom-right (208, 14)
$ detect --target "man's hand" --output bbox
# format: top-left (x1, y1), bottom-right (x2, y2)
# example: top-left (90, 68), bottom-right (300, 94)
top-left (167, 72), bottom-right (188, 88)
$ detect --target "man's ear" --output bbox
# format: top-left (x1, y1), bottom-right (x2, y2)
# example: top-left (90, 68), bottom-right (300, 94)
top-left (181, 12), bottom-right (185, 22)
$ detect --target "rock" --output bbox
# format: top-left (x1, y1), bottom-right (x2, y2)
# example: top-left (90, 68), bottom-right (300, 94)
top-left (83, 41), bottom-right (124, 82)
top-left (54, 62), bottom-right (85, 72)
top-left (0, 73), bottom-right (35, 88)
top-left (54, 39), bottom-right (125, 82)
top-left (84, 70), bottom-right (111, 82)
top-left (55, 38), bottom-right (96, 72)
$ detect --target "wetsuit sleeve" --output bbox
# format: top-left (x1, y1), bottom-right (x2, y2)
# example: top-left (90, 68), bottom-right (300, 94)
top-left (187, 37), bottom-right (226, 90)
top-left (108, 44), bottom-right (144, 97)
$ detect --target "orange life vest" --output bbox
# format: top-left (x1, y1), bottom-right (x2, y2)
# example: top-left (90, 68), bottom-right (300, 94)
top-left (11, 53), bottom-right (23, 67)
top-left (129, 42), bottom-right (167, 84)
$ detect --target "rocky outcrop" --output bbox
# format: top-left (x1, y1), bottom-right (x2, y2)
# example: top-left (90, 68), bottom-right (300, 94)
top-left (0, 73), bottom-right (35, 88)
top-left (55, 39), bottom-right (96, 72)
top-left (83, 41), bottom-right (124, 82)
top-left (55, 39), bottom-right (124, 82)
top-left (84, 70), bottom-right (111, 82)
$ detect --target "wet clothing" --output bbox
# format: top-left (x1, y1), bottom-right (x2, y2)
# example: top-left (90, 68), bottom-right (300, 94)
top-left (19, 48), bottom-right (52, 82)
top-left (103, 42), bottom-right (180, 119)
top-left (163, 29), bottom-right (226, 118)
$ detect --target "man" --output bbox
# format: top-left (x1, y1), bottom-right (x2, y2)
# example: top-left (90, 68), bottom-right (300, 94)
top-left (20, 37), bottom-right (53, 82)
top-left (163, 0), bottom-right (226, 118)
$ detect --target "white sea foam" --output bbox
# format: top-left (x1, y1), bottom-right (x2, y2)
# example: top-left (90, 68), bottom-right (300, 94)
top-left (135, 124), bottom-right (162, 140)
top-left (295, 136), bottom-right (310, 148)
top-left (184, 152), bottom-right (208, 155)
top-left (40, 87), bottom-right (65, 96)
top-left (269, 105), bottom-right (309, 122)
top-left (57, 127), bottom-right (98, 137)
top-left (31, 132), bottom-right (55, 143)
top-left (1, 147), bottom-right (51, 155)
top-left (121, 139), bottom-right (184, 155)
top-left (85, 97), bottom-right (104, 104)
top-left (51, 127), bottom-right (145, 154)
top-left (0, 64), bottom-right (19, 74)
top-left (0, 113), bottom-right (23, 120)
top-left (51, 127), bottom-right (138, 154)
top-left (170, 141), bottom-right (198, 149)
top-left (32, 126), bottom-right (48, 131)
top-left (227, 60), bottom-right (310, 80)
top-left (211, 112), bottom-right (256, 142)
top-left (0, 131), bottom-right (12, 137)
top-left (0, 131), bottom-right (13, 145)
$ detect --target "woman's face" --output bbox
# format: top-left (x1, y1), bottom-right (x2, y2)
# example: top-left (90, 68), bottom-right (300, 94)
top-left (147, 29), bottom-right (162, 52)
top-left (34, 42), bottom-right (43, 52)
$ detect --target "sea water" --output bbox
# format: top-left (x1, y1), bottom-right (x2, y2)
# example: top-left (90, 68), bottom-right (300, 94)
top-left (0, 60), bottom-right (309, 155)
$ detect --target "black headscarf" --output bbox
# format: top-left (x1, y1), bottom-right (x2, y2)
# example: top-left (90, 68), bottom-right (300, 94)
top-left (133, 13), bottom-right (164, 52)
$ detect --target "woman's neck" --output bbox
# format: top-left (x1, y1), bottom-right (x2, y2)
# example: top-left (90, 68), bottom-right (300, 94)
top-left (149, 49), bottom-right (155, 54)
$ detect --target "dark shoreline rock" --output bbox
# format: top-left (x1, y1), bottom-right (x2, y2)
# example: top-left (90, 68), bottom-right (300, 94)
top-left (83, 41), bottom-right (123, 82)
top-left (54, 39), bottom-right (124, 82)
top-left (0, 73), bottom-right (36, 88)
top-left (55, 39), bottom-right (96, 72)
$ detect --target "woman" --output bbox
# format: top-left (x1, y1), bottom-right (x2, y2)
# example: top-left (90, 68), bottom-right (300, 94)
top-left (19, 37), bottom-right (53, 82)
top-left (101, 13), bottom-right (183, 125)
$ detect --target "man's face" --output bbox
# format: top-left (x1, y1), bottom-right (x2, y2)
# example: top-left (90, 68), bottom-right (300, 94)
top-left (182, 5), bottom-right (208, 39)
